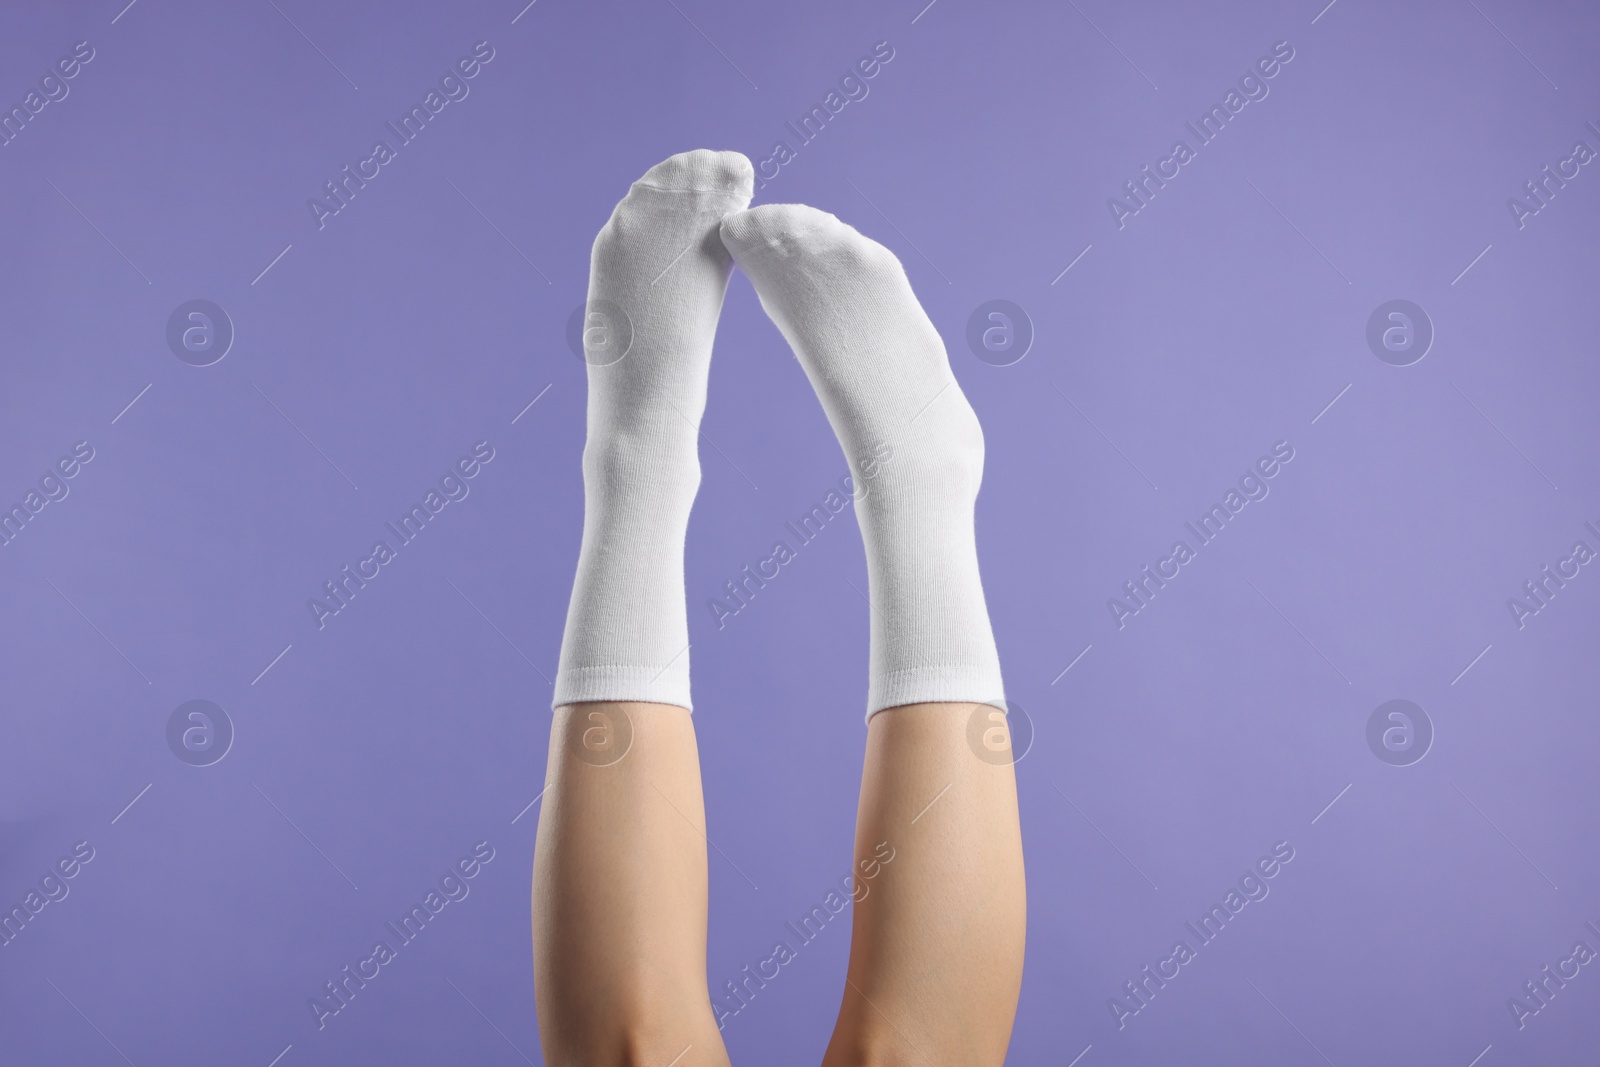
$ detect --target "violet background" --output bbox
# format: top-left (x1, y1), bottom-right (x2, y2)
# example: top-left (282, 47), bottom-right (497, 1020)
top-left (2, 0), bottom-right (1597, 1064)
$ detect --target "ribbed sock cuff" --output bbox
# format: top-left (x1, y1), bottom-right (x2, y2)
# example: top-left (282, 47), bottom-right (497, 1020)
top-left (865, 664), bottom-right (1006, 723)
top-left (551, 663), bottom-right (692, 713)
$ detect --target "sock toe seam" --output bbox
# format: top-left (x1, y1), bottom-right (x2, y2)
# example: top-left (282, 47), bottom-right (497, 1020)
top-left (630, 180), bottom-right (752, 196)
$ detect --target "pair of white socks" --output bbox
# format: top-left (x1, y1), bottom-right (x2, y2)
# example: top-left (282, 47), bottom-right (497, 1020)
top-left (552, 150), bottom-right (1004, 721)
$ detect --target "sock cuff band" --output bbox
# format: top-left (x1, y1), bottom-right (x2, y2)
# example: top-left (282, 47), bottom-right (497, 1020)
top-left (865, 664), bottom-right (1006, 723)
top-left (552, 663), bottom-right (692, 713)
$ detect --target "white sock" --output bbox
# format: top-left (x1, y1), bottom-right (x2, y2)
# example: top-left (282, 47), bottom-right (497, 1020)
top-left (719, 205), bottom-right (1005, 721)
top-left (552, 150), bottom-right (754, 712)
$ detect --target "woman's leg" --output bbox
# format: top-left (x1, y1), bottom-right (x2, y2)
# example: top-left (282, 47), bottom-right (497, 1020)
top-left (532, 701), bottom-right (730, 1067)
top-left (822, 702), bottom-right (1025, 1067)
top-left (720, 206), bottom-right (1025, 1063)
top-left (535, 150), bottom-right (753, 1066)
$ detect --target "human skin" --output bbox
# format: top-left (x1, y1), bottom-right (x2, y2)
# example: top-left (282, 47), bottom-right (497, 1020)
top-left (532, 701), bottom-right (731, 1067)
top-left (531, 699), bottom-right (1026, 1067)
top-left (821, 701), bottom-right (1026, 1067)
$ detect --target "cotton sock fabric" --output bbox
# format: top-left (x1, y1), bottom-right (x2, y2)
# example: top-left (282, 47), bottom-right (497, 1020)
top-left (718, 204), bottom-right (1005, 721)
top-left (552, 150), bottom-right (754, 712)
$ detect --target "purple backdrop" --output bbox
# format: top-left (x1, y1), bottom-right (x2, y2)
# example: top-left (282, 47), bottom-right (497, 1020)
top-left (2, 0), bottom-right (1597, 1064)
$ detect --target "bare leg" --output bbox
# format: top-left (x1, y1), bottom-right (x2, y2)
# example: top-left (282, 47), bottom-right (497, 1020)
top-left (532, 701), bottom-right (731, 1067)
top-left (822, 702), bottom-right (1026, 1067)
